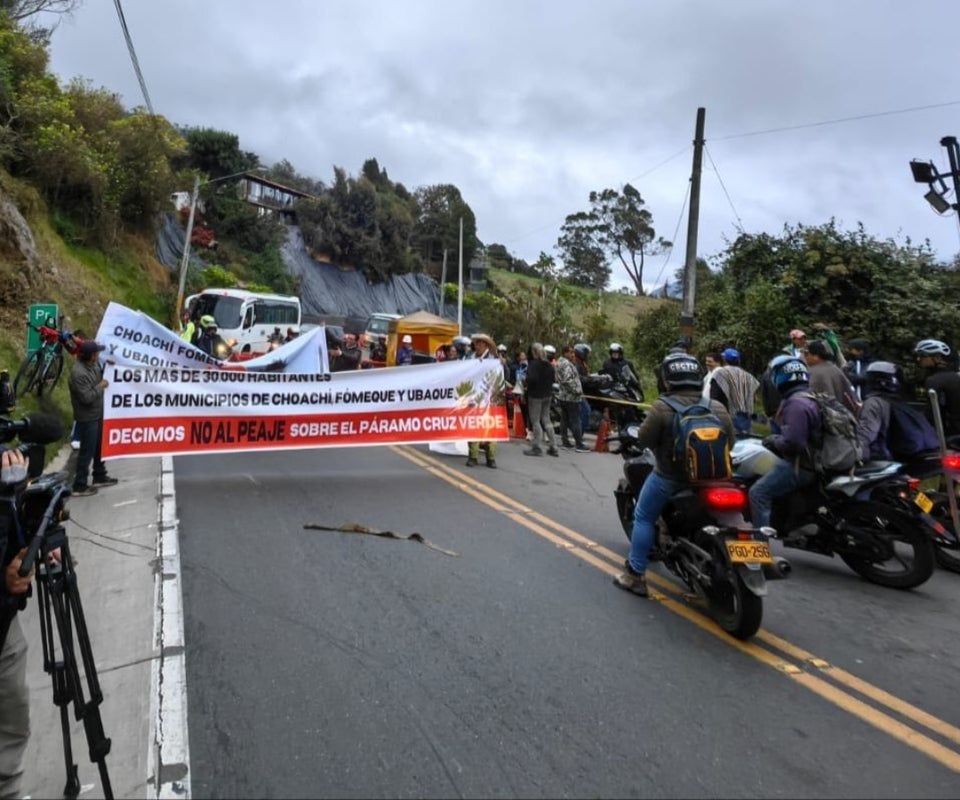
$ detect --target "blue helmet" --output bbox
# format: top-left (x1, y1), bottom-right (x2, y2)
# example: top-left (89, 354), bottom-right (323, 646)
top-left (768, 355), bottom-right (809, 390)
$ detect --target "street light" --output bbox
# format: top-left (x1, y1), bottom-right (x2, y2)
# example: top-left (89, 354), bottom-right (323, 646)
top-left (173, 167), bottom-right (268, 325)
top-left (909, 136), bottom-right (960, 228)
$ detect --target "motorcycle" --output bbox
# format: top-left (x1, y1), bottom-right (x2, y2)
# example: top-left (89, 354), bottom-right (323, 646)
top-left (609, 422), bottom-right (783, 640)
top-left (732, 438), bottom-right (941, 589)
top-left (582, 372), bottom-right (645, 432)
top-left (893, 447), bottom-right (960, 573)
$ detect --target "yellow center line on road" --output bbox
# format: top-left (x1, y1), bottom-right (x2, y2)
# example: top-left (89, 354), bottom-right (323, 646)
top-left (391, 445), bottom-right (960, 774)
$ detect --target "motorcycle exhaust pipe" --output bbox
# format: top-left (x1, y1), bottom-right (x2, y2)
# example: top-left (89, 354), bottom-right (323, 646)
top-left (763, 556), bottom-right (792, 580)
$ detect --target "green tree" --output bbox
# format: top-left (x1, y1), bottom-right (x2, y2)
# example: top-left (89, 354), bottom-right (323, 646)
top-left (590, 184), bottom-right (671, 296)
top-left (181, 127), bottom-right (259, 178)
top-left (556, 210), bottom-right (609, 289)
top-left (412, 183), bottom-right (478, 269)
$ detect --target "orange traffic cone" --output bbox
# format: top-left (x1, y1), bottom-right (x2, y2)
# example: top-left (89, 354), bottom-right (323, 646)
top-left (594, 409), bottom-right (611, 452)
top-left (512, 394), bottom-right (527, 439)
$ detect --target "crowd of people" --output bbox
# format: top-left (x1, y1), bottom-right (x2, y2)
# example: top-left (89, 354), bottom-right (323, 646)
top-left (615, 325), bottom-right (960, 598)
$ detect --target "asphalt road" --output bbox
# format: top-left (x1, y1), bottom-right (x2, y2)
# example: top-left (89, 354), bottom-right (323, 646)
top-left (172, 439), bottom-right (960, 799)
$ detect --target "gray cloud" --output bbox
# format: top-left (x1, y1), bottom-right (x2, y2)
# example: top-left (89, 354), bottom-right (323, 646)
top-left (42, 0), bottom-right (960, 289)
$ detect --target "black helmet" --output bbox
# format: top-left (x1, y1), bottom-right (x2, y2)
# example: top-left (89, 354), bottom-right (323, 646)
top-left (574, 343), bottom-right (591, 359)
top-left (657, 353), bottom-right (704, 393)
top-left (864, 361), bottom-right (902, 397)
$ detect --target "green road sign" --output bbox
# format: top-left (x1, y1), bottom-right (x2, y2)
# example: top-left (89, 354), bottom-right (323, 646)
top-left (26, 303), bottom-right (59, 355)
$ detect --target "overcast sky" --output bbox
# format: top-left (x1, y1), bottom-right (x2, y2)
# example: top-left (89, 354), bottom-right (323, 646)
top-left (40, 0), bottom-right (960, 290)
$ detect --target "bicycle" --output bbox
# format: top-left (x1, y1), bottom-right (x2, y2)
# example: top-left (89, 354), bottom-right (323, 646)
top-left (13, 321), bottom-right (81, 399)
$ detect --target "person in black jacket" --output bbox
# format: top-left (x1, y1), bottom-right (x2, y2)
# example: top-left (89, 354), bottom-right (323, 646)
top-left (522, 343), bottom-right (558, 457)
top-left (915, 338), bottom-right (960, 439)
top-left (0, 447), bottom-right (33, 799)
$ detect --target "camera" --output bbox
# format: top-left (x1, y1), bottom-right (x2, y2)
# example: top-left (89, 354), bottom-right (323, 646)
top-left (0, 413), bottom-right (67, 570)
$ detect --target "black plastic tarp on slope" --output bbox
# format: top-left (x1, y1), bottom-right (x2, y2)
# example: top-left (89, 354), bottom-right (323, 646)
top-left (156, 215), bottom-right (456, 323)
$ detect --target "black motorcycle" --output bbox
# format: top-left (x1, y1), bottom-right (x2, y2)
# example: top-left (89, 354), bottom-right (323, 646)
top-left (894, 447), bottom-right (960, 573)
top-left (582, 371), bottom-right (645, 432)
top-left (731, 438), bottom-right (940, 589)
top-left (609, 423), bottom-right (782, 640)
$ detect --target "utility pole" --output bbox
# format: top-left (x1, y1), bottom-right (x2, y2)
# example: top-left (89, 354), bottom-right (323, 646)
top-left (457, 217), bottom-right (464, 335)
top-left (941, 136), bottom-right (960, 236)
top-left (174, 174), bottom-right (200, 327)
top-left (680, 107), bottom-right (706, 346)
top-left (438, 249), bottom-right (448, 317)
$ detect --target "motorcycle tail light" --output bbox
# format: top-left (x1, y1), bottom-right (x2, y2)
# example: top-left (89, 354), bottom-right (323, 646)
top-left (906, 478), bottom-right (921, 491)
top-left (702, 487), bottom-right (747, 512)
top-left (942, 453), bottom-right (960, 472)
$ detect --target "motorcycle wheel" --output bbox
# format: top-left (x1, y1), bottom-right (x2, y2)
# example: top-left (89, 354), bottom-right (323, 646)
top-left (705, 556), bottom-right (763, 640)
top-left (836, 501), bottom-right (936, 589)
top-left (929, 501), bottom-right (960, 573)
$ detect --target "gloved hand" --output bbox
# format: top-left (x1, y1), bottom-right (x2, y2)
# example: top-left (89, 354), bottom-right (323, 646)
top-left (761, 435), bottom-right (779, 454)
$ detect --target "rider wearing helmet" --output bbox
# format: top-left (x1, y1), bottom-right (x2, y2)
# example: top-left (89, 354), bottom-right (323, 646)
top-left (915, 339), bottom-right (960, 438)
top-left (195, 315), bottom-right (228, 358)
top-left (748, 355), bottom-right (822, 532)
top-left (614, 353), bottom-right (734, 598)
top-left (453, 335), bottom-right (471, 360)
top-left (855, 361), bottom-right (904, 461)
top-left (601, 343), bottom-right (640, 391)
top-left (572, 344), bottom-right (592, 434)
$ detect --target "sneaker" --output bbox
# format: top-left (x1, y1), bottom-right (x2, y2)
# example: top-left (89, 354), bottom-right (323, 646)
top-left (91, 476), bottom-right (119, 487)
top-left (613, 565), bottom-right (649, 597)
top-left (465, 457), bottom-right (478, 467)
top-left (70, 440), bottom-right (80, 451)
top-left (523, 447), bottom-right (543, 457)
top-left (547, 448), bottom-right (559, 457)
top-left (486, 460), bottom-right (497, 469)
top-left (71, 486), bottom-right (98, 497)
top-left (575, 444), bottom-right (591, 452)
top-left (561, 441), bottom-right (573, 449)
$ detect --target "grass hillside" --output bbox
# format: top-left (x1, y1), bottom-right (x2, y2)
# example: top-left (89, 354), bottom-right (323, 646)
top-left (1, 172), bottom-right (173, 442)
top-left (485, 266), bottom-right (668, 333)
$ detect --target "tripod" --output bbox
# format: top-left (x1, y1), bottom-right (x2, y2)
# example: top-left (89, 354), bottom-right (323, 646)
top-left (22, 481), bottom-right (113, 799)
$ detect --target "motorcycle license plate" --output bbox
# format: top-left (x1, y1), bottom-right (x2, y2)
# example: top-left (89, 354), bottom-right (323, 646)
top-left (914, 491), bottom-right (934, 514)
top-left (725, 540), bottom-right (773, 564)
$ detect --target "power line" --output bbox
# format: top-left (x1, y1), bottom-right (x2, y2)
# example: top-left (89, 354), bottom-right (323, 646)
top-left (651, 178), bottom-right (690, 292)
top-left (112, 0), bottom-right (154, 115)
top-left (711, 99), bottom-right (960, 142)
top-left (704, 144), bottom-right (744, 235)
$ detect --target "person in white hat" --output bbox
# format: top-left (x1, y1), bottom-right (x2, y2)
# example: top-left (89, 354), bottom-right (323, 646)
top-left (466, 333), bottom-right (502, 468)
top-left (396, 333), bottom-right (414, 366)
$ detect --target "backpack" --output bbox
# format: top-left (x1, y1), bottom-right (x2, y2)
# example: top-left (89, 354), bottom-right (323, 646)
top-left (659, 396), bottom-right (733, 482)
top-left (803, 391), bottom-right (861, 473)
top-left (887, 401), bottom-right (940, 458)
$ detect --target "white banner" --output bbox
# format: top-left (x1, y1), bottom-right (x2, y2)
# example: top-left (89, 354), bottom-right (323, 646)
top-left (95, 304), bottom-right (508, 458)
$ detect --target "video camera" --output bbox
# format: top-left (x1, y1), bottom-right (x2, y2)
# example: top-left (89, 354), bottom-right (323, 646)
top-left (0, 413), bottom-right (66, 570)
top-left (0, 412), bottom-right (63, 480)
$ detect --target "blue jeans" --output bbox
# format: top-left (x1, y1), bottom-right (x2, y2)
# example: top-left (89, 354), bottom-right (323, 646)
top-left (580, 399), bottom-right (591, 433)
top-left (73, 417), bottom-right (107, 490)
top-left (748, 460), bottom-right (815, 529)
top-left (629, 471), bottom-right (683, 574)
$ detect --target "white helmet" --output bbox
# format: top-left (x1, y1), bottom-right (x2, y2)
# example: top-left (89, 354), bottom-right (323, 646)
top-left (609, 342), bottom-right (623, 354)
top-left (915, 339), bottom-right (951, 358)
top-left (544, 344), bottom-right (556, 356)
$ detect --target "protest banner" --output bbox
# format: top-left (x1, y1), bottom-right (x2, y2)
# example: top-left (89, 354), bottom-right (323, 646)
top-left (96, 303), bottom-right (508, 458)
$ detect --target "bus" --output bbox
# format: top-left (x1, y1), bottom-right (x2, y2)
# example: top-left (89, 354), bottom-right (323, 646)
top-left (185, 288), bottom-right (302, 358)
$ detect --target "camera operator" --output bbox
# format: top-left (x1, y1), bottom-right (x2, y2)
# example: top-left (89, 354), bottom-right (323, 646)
top-left (0, 448), bottom-right (33, 799)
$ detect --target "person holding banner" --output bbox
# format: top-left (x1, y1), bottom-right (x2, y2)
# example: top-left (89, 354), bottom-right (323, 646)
top-left (466, 334), bottom-right (503, 469)
top-left (69, 340), bottom-right (117, 496)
